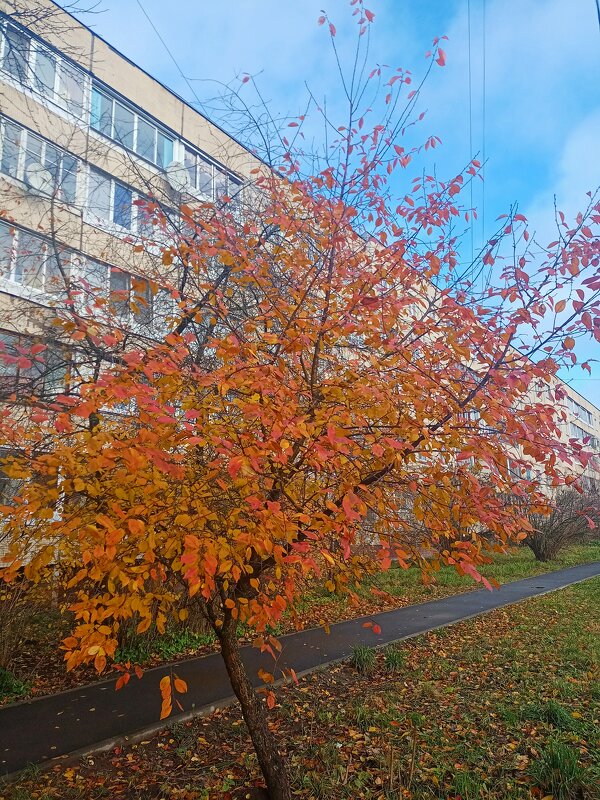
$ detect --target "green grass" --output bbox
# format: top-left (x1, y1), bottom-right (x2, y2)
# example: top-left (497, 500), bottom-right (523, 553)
top-left (350, 644), bottom-right (376, 675)
top-left (297, 542), bottom-right (600, 617)
top-left (115, 626), bottom-right (215, 665)
top-left (0, 668), bottom-right (31, 702)
top-left (368, 541), bottom-right (600, 598)
top-left (528, 739), bottom-right (587, 800)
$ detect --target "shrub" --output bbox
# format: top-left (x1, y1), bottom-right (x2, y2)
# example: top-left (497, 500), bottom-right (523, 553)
top-left (526, 486), bottom-right (600, 561)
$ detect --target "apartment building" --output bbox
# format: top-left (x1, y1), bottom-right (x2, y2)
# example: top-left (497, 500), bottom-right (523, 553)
top-left (0, 0), bottom-right (261, 393)
top-left (0, 0), bottom-right (598, 514)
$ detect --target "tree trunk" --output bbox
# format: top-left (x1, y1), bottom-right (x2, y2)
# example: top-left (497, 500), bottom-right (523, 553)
top-left (217, 617), bottom-right (291, 800)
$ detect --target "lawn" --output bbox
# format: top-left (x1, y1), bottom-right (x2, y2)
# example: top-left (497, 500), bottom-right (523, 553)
top-left (292, 541), bottom-right (600, 623)
top-left (2, 576), bottom-right (598, 799)
top-left (1, 542), bottom-right (599, 705)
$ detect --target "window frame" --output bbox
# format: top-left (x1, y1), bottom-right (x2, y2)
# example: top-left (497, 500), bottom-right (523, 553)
top-left (0, 19), bottom-right (89, 120)
top-left (0, 220), bottom-right (75, 297)
top-left (0, 329), bottom-right (68, 400)
top-left (87, 165), bottom-right (138, 232)
top-left (90, 82), bottom-right (176, 171)
top-left (0, 115), bottom-right (79, 204)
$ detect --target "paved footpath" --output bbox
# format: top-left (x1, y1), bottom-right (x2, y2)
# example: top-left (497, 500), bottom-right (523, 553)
top-left (1, 561), bottom-right (599, 776)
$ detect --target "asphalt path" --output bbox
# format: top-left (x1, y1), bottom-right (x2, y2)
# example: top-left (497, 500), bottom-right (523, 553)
top-left (1, 560), bottom-right (598, 776)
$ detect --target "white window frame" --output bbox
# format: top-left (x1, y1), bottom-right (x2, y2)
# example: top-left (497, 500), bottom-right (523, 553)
top-left (0, 220), bottom-right (80, 299)
top-left (182, 143), bottom-right (243, 211)
top-left (0, 19), bottom-right (90, 123)
top-left (0, 329), bottom-right (69, 400)
top-left (86, 165), bottom-right (139, 233)
top-left (81, 257), bottom-right (174, 338)
top-left (0, 116), bottom-right (80, 206)
top-left (90, 82), bottom-right (175, 171)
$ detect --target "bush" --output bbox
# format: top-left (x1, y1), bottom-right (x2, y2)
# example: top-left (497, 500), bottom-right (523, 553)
top-left (0, 577), bottom-right (50, 673)
top-left (526, 486), bottom-right (599, 561)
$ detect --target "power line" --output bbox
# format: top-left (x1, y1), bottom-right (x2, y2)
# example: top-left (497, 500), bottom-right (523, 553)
top-left (135, 0), bottom-right (205, 111)
top-left (467, 0), bottom-right (474, 271)
top-left (481, 0), bottom-right (486, 270)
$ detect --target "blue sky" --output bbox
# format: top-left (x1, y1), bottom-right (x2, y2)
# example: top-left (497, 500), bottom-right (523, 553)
top-left (67, 0), bottom-right (600, 403)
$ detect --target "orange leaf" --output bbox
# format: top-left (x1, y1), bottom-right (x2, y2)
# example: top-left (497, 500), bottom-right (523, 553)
top-left (174, 677), bottom-right (188, 694)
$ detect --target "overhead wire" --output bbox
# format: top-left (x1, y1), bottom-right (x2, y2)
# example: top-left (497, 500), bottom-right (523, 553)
top-left (467, 0), bottom-right (474, 273)
top-left (482, 0), bottom-right (486, 289)
top-left (135, 0), bottom-right (206, 111)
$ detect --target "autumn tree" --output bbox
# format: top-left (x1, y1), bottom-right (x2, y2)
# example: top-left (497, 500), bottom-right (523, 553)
top-left (1, 4), bottom-right (600, 798)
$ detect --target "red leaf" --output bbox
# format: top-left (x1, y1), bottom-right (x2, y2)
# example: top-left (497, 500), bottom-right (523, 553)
top-left (318, 15), bottom-right (326, 25)
top-left (365, 9), bottom-right (375, 22)
top-left (227, 456), bottom-right (243, 479)
top-left (329, 22), bottom-right (336, 36)
top-left (436, 48), bottom-right (446, 66)
top-left (372, 624), bottom-right (382, 635)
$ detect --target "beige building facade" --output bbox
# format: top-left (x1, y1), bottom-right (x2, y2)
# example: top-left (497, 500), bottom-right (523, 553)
top-left (0, 0), bottom-right (260, 371)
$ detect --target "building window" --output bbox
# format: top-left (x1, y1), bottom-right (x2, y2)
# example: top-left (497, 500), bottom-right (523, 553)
top-left (0, 220), bottom-right (72, 295)
top-left (569, 422), bottom-right (598, 449)
top-left (84, 260), bottom-right (157, 330)
top-left (0, 119), bottom-right (21, 178)
top-left (0, 117), bottom-right (78, 203)
top-left (568, 397), bottom-right (593, 426)
top-left (113, 183), bottom-right (132, 228)
top-left (90, 83), bottom-right (175, 170)
top-left (0, 452), bottom-right (22, 507)
top-left (33, 47), bottom-right (56, 97)
top-left (1, 24), bottom-right (29, 83)
top-left (184, 147), bottom-right (214, 198)
top-left (183, 145), bottom-right (242, 209)
top-left (0, 331), bottom-right (67, 399)
top-left (88, 167), bottom-right (134, 231)
top-left (113, 101), bottom-right (134, 150)
top-left (0, 21), bottom-right (87, 118)
top-left (109, 268), bottom-right (154, 327)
